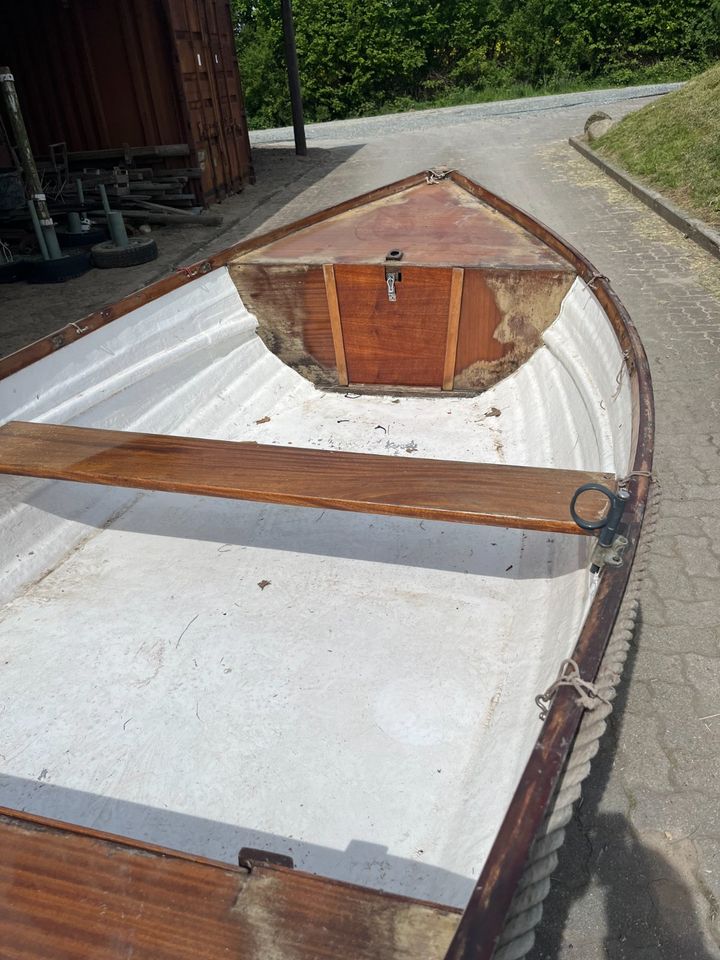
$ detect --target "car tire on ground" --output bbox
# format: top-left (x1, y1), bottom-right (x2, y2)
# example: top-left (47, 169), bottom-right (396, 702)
top-left (56, 226), bottom-right (108, 248)
top-left (91, 238), bottom-right (158, 269)
top-left (0, 259), bottom-right (27, 283)
top-left (26, 251), bottom-right (93, 284)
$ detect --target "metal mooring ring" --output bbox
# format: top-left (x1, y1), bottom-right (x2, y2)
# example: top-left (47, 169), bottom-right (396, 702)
top-left (570, 482), bottom-right (616, 531)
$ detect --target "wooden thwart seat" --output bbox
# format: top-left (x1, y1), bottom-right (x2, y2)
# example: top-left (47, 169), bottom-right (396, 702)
top-left (0, 421), bottom-right (615, 535)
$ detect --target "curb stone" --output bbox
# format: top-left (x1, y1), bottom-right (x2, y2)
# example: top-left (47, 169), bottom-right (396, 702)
top-left (569, 135), bottom-right (720, 262)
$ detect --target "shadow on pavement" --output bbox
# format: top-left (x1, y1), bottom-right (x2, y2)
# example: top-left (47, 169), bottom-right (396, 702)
top-left (528, 608), bottom-right (718, 959)
top-left (207, 142), bottom-right (363, 245)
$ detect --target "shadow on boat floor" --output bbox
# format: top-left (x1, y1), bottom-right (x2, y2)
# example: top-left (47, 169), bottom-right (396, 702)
top-left (0, 772), bottom-right (475, 908)
top-left (528, 607), bottom-right (719, 960)
top-left (28, 486), bottom-right (587, 580)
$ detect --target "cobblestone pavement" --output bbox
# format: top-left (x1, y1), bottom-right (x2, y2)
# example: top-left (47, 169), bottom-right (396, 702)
top-left (2, 87), bottom-right (719, 957)
top-left (524, 147), bottom-right (720, 960)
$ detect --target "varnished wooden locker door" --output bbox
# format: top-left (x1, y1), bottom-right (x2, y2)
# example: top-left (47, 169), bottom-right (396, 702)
top-left (333, 265), bottom-right (453, 387)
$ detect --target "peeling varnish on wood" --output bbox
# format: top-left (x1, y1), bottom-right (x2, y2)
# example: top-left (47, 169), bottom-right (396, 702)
top-left (230, 259), bottom-right (574, 396)
top-left (454, 271), bottom-right (574, 391)
top-left (229, 263), bottom-right (338, 389)
top-left (231, 869), bottom-right (460, 960)
top-left (231, 180), bottom-right (570, 269)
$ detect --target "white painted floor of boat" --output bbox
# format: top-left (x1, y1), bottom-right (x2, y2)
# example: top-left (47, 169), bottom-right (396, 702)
top-left (0, 271), bottom-right (629, 906)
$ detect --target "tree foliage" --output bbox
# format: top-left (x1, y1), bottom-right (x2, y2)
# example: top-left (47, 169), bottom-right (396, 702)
top-left (232, 0), bottom-right (720, 128)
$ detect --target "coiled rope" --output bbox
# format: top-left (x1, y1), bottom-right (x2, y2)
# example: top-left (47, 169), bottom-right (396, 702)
top-left (492, 477), bottom-right (661, 960)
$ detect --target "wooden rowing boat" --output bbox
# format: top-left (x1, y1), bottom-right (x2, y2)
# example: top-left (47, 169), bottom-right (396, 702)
top-left (0, 170), bottom-right (654, 959)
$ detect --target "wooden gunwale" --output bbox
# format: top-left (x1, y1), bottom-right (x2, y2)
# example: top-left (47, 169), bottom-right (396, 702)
top-left (443, 174), bottom-right (654, 959)
top-left (0, 172), bottom-right (654, 959)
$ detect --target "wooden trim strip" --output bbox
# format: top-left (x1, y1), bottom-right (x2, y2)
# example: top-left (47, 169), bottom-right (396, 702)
top-left (442, 267), bottom-right (464, 390)
top-left (323, 263), bottom-right (348, 385)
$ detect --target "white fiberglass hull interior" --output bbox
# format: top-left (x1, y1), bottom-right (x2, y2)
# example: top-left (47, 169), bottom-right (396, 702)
top-left (0, 269), bottom-right (631, 907)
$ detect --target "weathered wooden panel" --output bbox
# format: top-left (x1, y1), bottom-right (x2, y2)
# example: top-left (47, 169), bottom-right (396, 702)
top-left (455, 270), bottom-right (508, 373)
top-left (228, 179), bottom-right (576, 389)
top-left (454, 269), bottom-right (574, 390)
top-left (230, 262), bottom-right (573, 393)
top-left (230, 262), bottom-right (338, 385)
top-left (0, 811), bottom-right (460, 960)
top-left (336, 265), bottom-right (452, 387)
top-left (237, 180), bottom-right (575, 270)
top-left (0, 421), bottom-right (614, 533)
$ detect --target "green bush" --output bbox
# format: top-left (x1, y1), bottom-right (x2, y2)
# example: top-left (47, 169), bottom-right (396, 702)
top-left (232, 0), bottom-right (720, 128)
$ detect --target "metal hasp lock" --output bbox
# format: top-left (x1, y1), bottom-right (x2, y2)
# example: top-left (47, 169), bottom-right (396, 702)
top-left (385, 249), bottom-right (403, 302)
top-left (570, 483), bottom-right (630, 573)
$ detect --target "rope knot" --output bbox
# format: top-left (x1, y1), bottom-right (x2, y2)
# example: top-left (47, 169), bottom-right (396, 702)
top-left (535, 658), bottom-right (608, 721)
top-left (426, 167), bottom-right (453, 184)
top-left (587, 272), bottom-right (609, 289)
top-left (618, 469), bottom-right (658, 492)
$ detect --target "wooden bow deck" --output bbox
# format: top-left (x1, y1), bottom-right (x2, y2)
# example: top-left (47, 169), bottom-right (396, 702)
top-left (0, 421), bottom-right (614, 534)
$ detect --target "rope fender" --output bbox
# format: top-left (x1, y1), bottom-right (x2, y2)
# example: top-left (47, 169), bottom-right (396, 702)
top-left (492, 477), bottom-right (661, 960)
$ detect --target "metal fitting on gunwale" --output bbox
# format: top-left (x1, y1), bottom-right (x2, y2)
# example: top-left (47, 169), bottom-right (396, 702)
top-left (571, 483), bottom-right (630, 572)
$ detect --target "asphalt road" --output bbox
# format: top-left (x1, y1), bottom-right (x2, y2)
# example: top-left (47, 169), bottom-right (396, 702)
top-left (250, 83), bottom-right (683, 144)
top-left (2, 84), bottom-right (718, 959)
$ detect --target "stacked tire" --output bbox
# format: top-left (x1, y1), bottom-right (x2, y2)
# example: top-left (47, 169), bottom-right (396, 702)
top-left (91, 238), bottom-right (158, 269)
top-left (0, 259), bottom-right (26, 283)
top-left (25, 251), bottom-right (92, 284)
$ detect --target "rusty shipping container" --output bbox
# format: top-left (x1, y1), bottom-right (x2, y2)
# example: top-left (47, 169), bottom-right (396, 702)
top-left (0, 0), bottom-right (253, 204)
